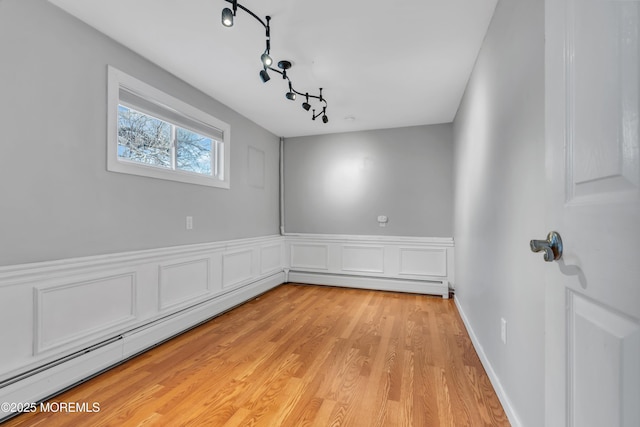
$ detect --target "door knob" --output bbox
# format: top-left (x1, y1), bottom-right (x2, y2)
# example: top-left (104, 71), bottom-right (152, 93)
top-left (530, 231), bottom-right (563, 262)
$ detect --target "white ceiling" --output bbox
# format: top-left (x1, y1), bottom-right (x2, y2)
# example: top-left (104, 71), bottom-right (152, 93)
top-left (48, 0), bottom-right (497, 138)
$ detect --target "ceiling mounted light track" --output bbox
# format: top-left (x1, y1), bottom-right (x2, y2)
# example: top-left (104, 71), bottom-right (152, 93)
top-left (221, 0), bottom-right (329, 124)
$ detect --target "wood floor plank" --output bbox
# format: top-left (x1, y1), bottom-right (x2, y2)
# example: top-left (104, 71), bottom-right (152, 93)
top-left (3, 284), bottom-right (510, 426)
top-left (312, 399), bottom-right (337, 427)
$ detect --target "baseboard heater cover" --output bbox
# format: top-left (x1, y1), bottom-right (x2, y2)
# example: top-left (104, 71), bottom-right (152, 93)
top-left (0, 338), bottom-right (123, 422)
top-left (287, 271), bottom-right (449, 299)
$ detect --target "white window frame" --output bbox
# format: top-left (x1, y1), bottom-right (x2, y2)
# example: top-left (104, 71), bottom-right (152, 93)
top-left (107, 66), bottom-right (230, 189)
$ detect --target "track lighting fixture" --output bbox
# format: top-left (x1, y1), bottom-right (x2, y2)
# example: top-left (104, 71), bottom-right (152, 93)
top-left (259, 68), bottom-right (270, 83)
top-left (220, 0), bottom-right (329, 123)
top-left (312, 106), bottom-right (328, 123)
top-left (221, 8), bottom-right (233, 26)
top-left (261, 52), bottom-right (272, 67)
top-left (286, 83), bottom-right (296, 101)
top-left (221, 0), bottom-right (236, 27)
top-left (302, 94), bottom-right (311, 111)
top-left (260, 21), bottom-right (272, 67)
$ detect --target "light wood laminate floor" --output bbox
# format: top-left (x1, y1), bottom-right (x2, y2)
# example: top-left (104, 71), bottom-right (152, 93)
top-left (4, 284), bottom-right (509, 426)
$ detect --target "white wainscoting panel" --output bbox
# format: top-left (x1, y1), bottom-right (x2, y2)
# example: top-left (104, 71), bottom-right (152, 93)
top-left (399, 247), bottom-right (447, 277)
top-left (0, 235), bottom-right (283, 421)
top-left (341, 245), bottom-right (384, 274)
top-left (285, 234), bottom-right (454, 298)
top-left (222, 249), bottom-right (254, 288)
top-left (35, 273), bottom-right (136, 354)
top-left (158, 258), bottom-right (210, 311)
top-left (290, 243), bottom-right (329, 270)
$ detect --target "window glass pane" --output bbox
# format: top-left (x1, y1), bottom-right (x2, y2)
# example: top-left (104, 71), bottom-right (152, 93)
top-left (117, 105), bottom-right (171, 169)
top-left (176, 127), bottom-right (213, 176)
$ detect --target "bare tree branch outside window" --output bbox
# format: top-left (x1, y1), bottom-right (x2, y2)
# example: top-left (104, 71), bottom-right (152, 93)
top-left (117, 105), bottom-right (213, 176)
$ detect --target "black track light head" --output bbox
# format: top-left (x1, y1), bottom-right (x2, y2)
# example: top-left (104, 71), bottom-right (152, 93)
top-left (285, 82), bottom-right (296, 100)
top-left (222, 7), bottom-right (234, 27)
top-left (302, 93), bottom-right (311, 111)
top-left (259, 68), bottom-right (270, 83)
top-left (261, 52), bottom-right (272, 67)
top-left (322, 115), bottom-right (329, 124)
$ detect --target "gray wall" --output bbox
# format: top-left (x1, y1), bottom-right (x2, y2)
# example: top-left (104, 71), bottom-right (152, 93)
top-left (0, 0), bottom-right (280, 266)
top-left (453, 0), bottom-right (545, 425)
top-left (284, 124), bottom-right (453, 237)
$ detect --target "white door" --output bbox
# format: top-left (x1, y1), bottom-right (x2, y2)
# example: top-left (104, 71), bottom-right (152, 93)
top-left (544, 0), bottom-right (640, 426)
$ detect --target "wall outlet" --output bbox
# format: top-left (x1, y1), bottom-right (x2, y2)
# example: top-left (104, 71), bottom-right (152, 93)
top-left (500, 318), bottom-right (507, 344)
top-left (186, 216), bottom-right (193, 230)
top-left (377, 215), bottom-right (388, 227)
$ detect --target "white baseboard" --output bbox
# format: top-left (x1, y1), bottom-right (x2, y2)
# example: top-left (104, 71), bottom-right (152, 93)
top-left (454, 298), bottom-right (522, 427)
top-left (288, 271), bottom-right (449, 298)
